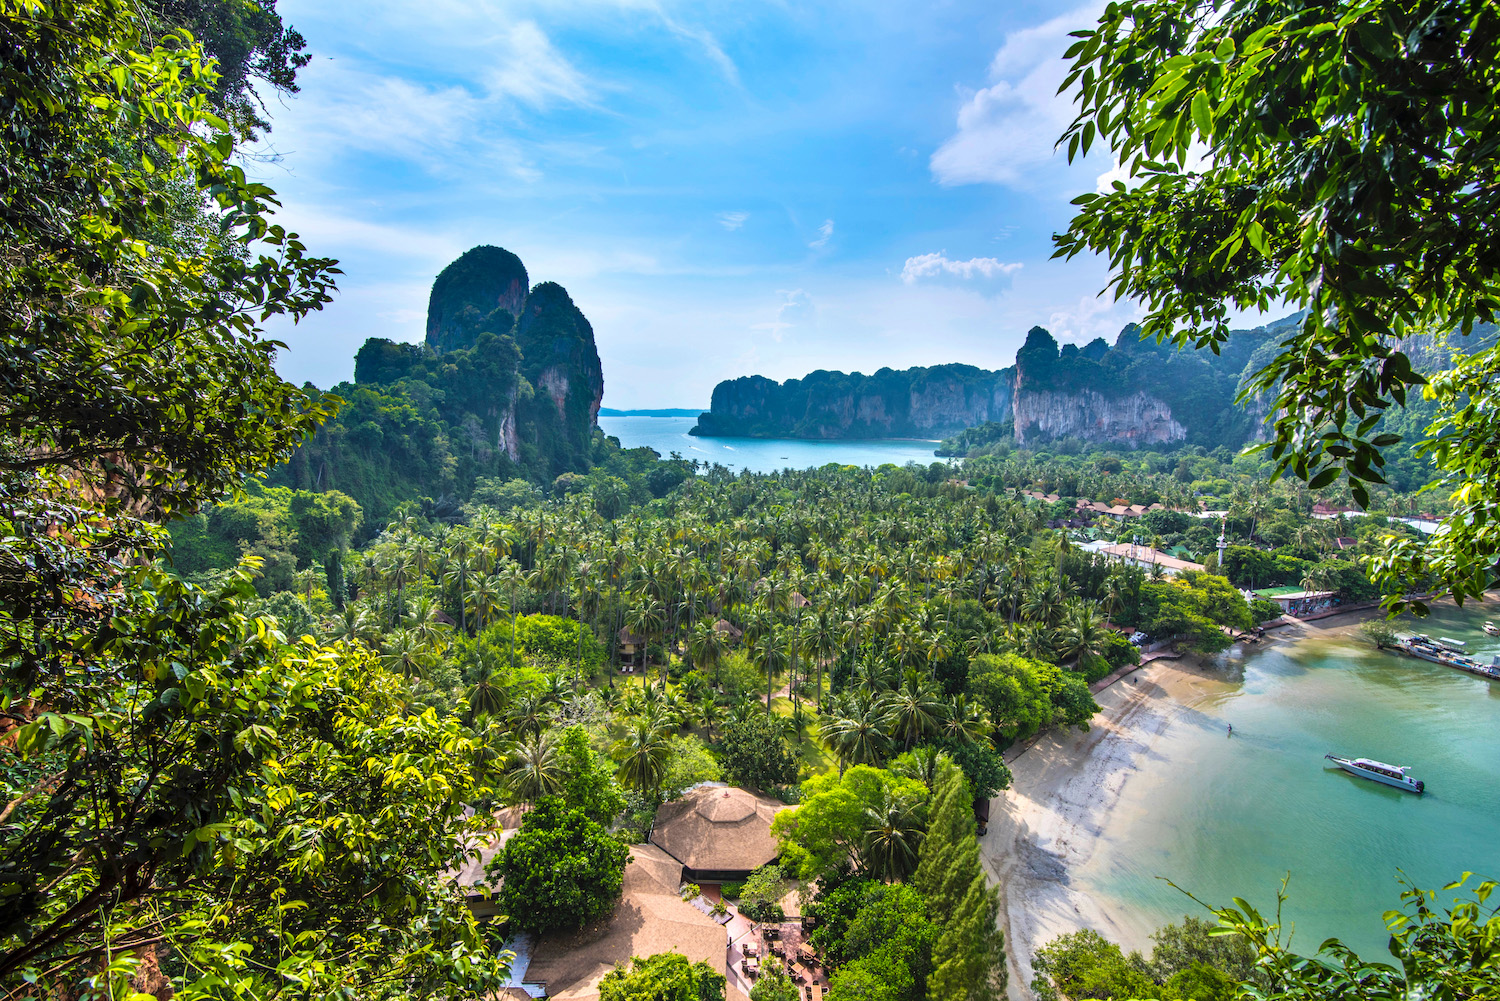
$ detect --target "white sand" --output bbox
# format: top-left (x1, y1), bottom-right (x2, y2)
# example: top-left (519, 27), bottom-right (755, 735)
top-left (978, 658), bottom-right (1232, 1000)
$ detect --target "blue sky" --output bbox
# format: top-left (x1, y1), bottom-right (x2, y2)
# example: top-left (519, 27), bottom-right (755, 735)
top-left (255, 0), bottom-right (1153, 408)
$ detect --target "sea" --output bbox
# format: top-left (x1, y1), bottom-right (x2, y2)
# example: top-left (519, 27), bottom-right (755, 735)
top-left (599, 415), bottom-right (944, 474)
top-left (1079, 600), bottom-right (1500, 960)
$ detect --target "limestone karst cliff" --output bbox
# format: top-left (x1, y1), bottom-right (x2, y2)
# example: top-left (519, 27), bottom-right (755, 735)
top-left (694, 322), bottom-right (1275, 449)
top-left (270, 246), bottom-right (606, 523)
top-left (692, 365), bottom-right (1015, 440)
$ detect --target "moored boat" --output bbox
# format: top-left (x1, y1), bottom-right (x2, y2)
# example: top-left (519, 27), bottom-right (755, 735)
top-left (1394, 634), bottom-right (1500, 680)
top-left (1484, 621), bottom-right (1499, 637)
top-left (1325, 754), bottom-right (1424, 794)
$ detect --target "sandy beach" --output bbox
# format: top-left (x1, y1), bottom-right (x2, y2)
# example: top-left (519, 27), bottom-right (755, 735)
top-left (979, 612), bottom-right (1377, 1000)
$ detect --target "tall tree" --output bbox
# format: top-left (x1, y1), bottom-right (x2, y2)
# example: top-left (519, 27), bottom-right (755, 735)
top-left (1054, 0), bottom-right (1500, 608)
top-left (914, 758), bottom-right (1007, 1001)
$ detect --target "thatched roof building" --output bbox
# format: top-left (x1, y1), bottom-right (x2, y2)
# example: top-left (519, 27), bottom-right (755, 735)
top-left (649, 786), bottom-right (788, 882)
top-left (526, 843), bottom-right (742, 1000)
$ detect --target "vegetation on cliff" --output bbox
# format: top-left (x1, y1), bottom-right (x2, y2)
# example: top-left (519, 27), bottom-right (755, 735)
top-left (692, 364), bottom-right (1013, 440)
top-left (267, 249), bottom-right (614, 527)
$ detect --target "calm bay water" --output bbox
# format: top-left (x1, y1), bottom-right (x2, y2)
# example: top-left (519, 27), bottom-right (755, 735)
top-left (1081, 602), bottom-right (1500, 959)
top-left (598, 415), bottom-right (942, 474)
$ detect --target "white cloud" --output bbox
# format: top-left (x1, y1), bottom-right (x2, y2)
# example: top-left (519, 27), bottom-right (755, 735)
top-left (901, 252), bottom-right (1022, 284)
top-left (250, 19), bottom-right (592, 180)
top-left (486, 21), bottom-right (593, 108)
top-left (1047, 292), bottom-right (1143, 345)
top-left (717, 211), bottom-right (749, 231)
top-left (809, 219), bottom-right (834, 248)
top-left (930, 4), bottom-right (1105, 188)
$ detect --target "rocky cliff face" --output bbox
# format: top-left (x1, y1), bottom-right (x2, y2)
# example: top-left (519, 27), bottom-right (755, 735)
top-left (1012, 388), bottom-right (1185, 446)
top-left (426, 246), bottom-right (530, 354)
top-left (512, 280), bottom-right (605, 473)
top-left (345, 247), bottom-right (604, 478)
top-left (694, 322), bottom-right (1278, 450)
top-left (693, 365), bottom-right (1015, 439)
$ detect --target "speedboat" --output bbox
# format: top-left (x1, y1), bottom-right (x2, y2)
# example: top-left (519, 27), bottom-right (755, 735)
top-left (1325, 754), bottom-right (1424, 794)
top-left (1483, 621), bottom-right (1499, 637)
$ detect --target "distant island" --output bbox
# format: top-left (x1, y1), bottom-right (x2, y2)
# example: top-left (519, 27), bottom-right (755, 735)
top-left (598, 407), bottom-right (705, 417)
top-left (690, 319), bottom-right (1296, 449)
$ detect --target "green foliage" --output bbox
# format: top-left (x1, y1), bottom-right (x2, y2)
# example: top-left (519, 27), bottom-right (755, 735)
top-left (559, 726), bottom-right (628, 825)
top-left (773, 765), bottom-right (929, 882)
top-left (719, 712), bottom-right (798, 791)
top-left (1131, 573), bottom-right (1250, 653)
top-left (1144, 915), bottom-right (1254, 986)
top-left (494, 795), bottom-right (630, 934)
top-left (476, 614), bottom-right (606, 670)
top-left (0, 0), bottom-right (338, 521)
top-left (598, 951), bottom-right (727, 1001)
top-left (660, 734), bottom-right (723, 799)
top-left (1359, 618), bottom-right (1398, 650)
top-left (167, 478), bottom-right (362, 584)
top-left (968, 653), bottom-right (1098, 741)
top-left (913, 758), bottom-right (1006, 1001)
top-left (1212, 875), bottom-right (1500, 999)
top-left (1055, 0), bottom-right (1500, 606)
top-left (824, 883), bottom-right (938, 1001)
top-left (749, 958), bottom-right (801, 1001)
top-left (1031, 929), bottom-right (1158, 1001)
top-left (932, 736), bottom-right (1011, 800)
top-left (739, 863), bottom-right (791, 923)
top-left (145, 0), bottom-right (310, 140)
top-left (1, 566), bottom-right (507, 996)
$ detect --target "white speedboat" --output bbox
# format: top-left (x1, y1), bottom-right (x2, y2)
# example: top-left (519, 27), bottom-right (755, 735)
top-left (1325, 754), bottom-right (1424, 794)
top-left (1483, 621), bottom-right (1499, 637)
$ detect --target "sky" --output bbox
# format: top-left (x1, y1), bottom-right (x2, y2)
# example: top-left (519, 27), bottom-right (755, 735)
top-left (254, 0), bottom-right (1157, 409)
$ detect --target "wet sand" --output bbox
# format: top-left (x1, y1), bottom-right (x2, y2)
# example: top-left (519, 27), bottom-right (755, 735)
top-left (978, 659), bottom-right (1214, 998)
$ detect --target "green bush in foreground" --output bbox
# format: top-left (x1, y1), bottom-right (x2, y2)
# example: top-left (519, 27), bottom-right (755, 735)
top-left (598, 952), bottom-right (726, 1001)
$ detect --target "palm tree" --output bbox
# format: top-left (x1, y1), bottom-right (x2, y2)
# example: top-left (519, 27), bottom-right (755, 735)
top-left (695, 697), bottom-right (724, 743)
top-left (466, 575), bottom-right (503, 632)
top-left (860, 788), bottom-right (924, 881)
top-left (819, 690), bottom-right (894, 775)
top-left (508, 691), bottom-right (550, 738)
top-left (613, 718), bottom-right (673, 804)
top-left (1056, 600), bottom-right (1109, 674)
top-left (326, 604), bottom-right (376, 647)
top-left (940, 694), bottom-right (989, 745)
top-left (468, 668), bottom-right (509, 718)
top-left (494, 558), bottom-right (528, 673)
top-left (506, 732), bottom-right (562, 805)
top-left (887, 674), bottom-right (945, 750)
top-left (379, 629), bottom-right (428, 679)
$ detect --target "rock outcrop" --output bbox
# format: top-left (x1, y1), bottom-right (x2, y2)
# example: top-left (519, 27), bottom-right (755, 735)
top-left (1011, 388), bottom-right (1185, 446)
top-left (692, 365), bottom-right (1015, 440)
top-left (695, 322), bottom-right (1276, 450)
top-left (280, 245), bottom-right (606, 519)
top-left (425, 245), bottom-right (530, 354)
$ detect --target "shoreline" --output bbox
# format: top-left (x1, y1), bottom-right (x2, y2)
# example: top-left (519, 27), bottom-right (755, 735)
top-left (979, 658), bottom-right (1218, 999)
top-left (983, 596), bottom-right (1496, 1000)
top-left (980, 611), bottom-right (1385, 1001)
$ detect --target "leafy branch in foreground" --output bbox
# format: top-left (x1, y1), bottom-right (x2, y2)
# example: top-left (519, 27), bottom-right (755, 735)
top-left (1053, 0), bottom-right (1500, 610)
top-left (1205, 874), bottom-right (1500, 999)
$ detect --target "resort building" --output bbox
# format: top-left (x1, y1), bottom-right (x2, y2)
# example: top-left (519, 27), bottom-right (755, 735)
top-left (525, 843), bottom-right (742, 1001)
top-left (1257, 588), bottom-right (1339, 617)
top-left (649, 785), bottom-right (788, 883)
top-left (1090, 541), bottom-right (1205, 577)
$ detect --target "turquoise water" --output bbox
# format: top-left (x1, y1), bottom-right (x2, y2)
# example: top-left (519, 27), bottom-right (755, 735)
top-left (598, 415), bottom-right (944, 474)
top-left (1081, 602), bottom-right (1500, 960)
